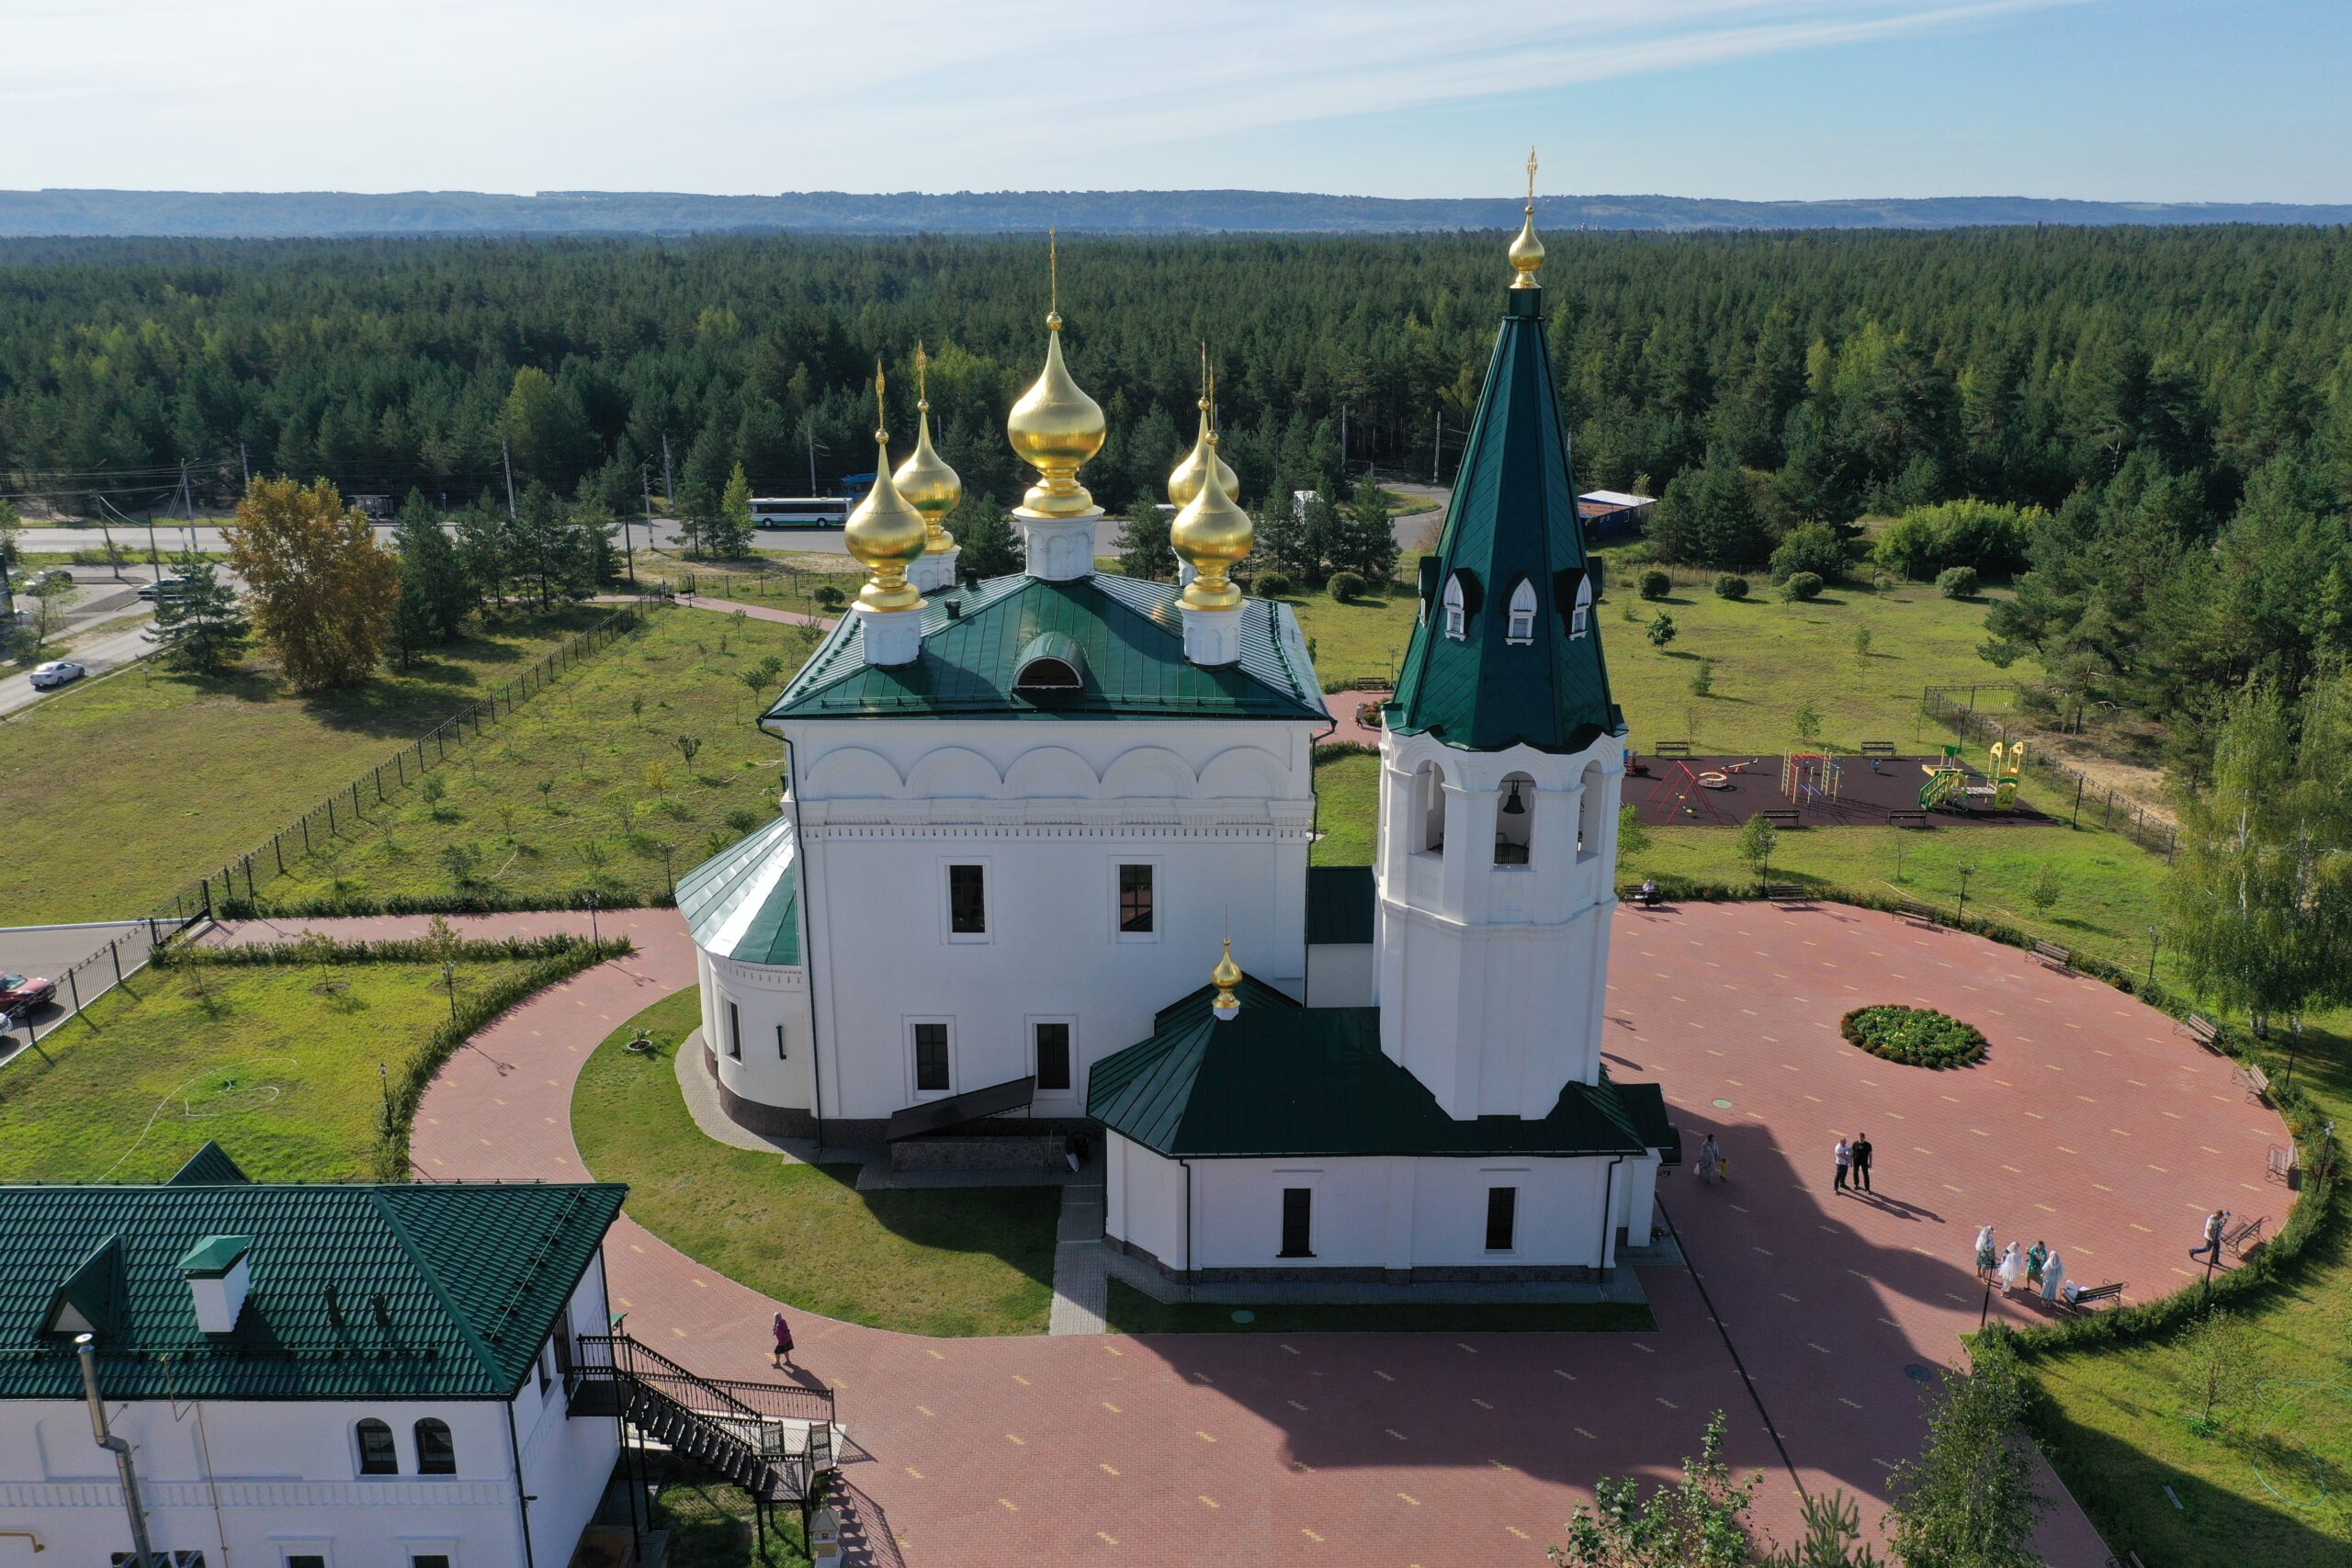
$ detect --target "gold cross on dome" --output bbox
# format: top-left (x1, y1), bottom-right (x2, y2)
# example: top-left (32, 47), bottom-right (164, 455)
top-left (1526, 146), bottom-right (1539, 205)
top-left (915, 341), bottom-right (930, 406)
top-left (1049, 228), bottom-right (1058, 315)
top-left (874, 360), bottom-right (887, 434)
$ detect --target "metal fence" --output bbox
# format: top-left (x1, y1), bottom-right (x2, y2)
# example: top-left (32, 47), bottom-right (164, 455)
top-left (1921, 682), bottom-right (2178, 862)
top-left (0, 602), bottom-right (665, 1066)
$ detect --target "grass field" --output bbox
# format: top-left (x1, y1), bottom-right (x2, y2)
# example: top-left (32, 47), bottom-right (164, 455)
top-left (258, 606), bottom-right (817, 912)
top-left (0, 953), bottom-right (540, 1183)
top-left (573, 989), bottom-right (1061, 1337)
top-left (0, 607), bottom-right (608, 923)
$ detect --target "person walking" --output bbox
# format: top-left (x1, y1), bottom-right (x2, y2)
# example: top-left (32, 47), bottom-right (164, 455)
top-left (2040, 1249), bottom-right (2067, 1304)
top-left (1974, 1224), bottom-right (1998, 1282)
top-left (1695, 1133), bottom-right (1723, 1185)
top-left (1996, 1240), bottom-right (2028, 1292)
top-left (2026, 1239), bottom-right (2049, 1290)
top-left (1849, 1133), bottom-right (1874, 1194)
top-left (1834, 1136), bottom-right (1852, 1194)
top-left (771, 1309), bottom-right (795, 1369)
top-left (2190, 1209), bottom-right (2228, 1264)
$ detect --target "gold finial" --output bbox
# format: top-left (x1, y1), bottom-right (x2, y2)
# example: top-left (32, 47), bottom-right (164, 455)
top-left (1211, 938), bottom-right (1242, 1019)
top-left (894, 339), bottom-right (962, 553)
top-left (1171, 407), bottom-right (1252, 611)
top-left (1007, 231), bottom-right (1106, 518)
top-left (1049, 228), bottom-right (1058, 317)
top-left (1169, 344), bottom-right (1240, 509)
top-left (844, 359), bottom-right (928, 614)
top-left (1510, 145), bottom-right (1545, 289)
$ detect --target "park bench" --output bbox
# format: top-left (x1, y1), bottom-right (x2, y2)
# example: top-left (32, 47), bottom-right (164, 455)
top-left (1885, 809), bottom-right (1929, 828)
top-left (1762, 883), bottom-right (1803, 901)
top-left (2184, 1013), bottom-right (2222, 1051)
top-left (1759, 809), bottom-right (1802, 828)
top-left (2267, 1144), bottom-right (2297, 1185)
top-left (2064, 1281), bottom-right (2124, 1313)
top-left (2030, 941), bottom-right (2073, 971)
top-left (2234, 1061), bottom-right (2272, 1103)
top-left (2223, 1213), bottom-right (2267, 1258)
top-left (1653, 739), bottom-right (1691, 758)
top-left (1894, 898), bottom-right (1939, 925)
top-left (1859, 740), bottom-right (1897, 758)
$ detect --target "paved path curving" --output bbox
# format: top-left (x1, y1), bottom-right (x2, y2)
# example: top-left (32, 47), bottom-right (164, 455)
top-left (227, 899), bottom-right (2293, 1566)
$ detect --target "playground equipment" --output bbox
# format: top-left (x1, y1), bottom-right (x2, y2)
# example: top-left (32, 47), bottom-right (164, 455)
top-left (1781, 751), bottom-right (1843, 808)
top-left (1989, 739), bottom-right (2025, 809)
top-left (1644, 759), bottom-right (1736, 824)
top-left (1919, 746), bottom-right (1969, 810)
top-left (1920, 740), bottom-right (2025, 814)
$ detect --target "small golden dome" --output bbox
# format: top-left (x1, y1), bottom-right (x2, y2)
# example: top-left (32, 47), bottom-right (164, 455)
top-left (1169, 367), bottom-right (1240, 509)
top-left (1510, 145), bottom-right (1544, 290)
top-left (1006, 233), bottom-right (1106, 518)
top-left (1171, 431), bottom-right (1252, 612)
top-left (845, 364), bottom-right (929, 614)
top-left (893, 343), bottom-right (962, 555)
top-left (1211, 938), bottom-right (1242, 1016)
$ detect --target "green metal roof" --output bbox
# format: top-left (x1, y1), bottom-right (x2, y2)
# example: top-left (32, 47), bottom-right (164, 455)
top-left (763, 573), bottom-right (1327, 725)
top-left (677, 813), bottom-right (802, 966)
top-left (1088, 978), bottom-right (1658, 1159)
top-left (1306, 865), bottom-right (1375, 945)
top-left (0, 1178), bottom-right (625, 1402)
top-left (177, 1235), bottom-right (252, 1278)
top-left (168, 1141), bottom-right (251, 1186)
top-left (1389, 287), bottom-right (1623, 753)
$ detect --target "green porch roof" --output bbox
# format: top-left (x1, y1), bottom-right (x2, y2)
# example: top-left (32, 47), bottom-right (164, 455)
top-left (1389, 288), bottom-right (1623, 753)
top-left (763, 573), bottom-right (1327, 725)
top-left (1088, 977), bottom-right (1659, 1159)
top-left (0, 1178), bottom-right (625, 1402)
top-left (677, 813), bottom-right (801, 967)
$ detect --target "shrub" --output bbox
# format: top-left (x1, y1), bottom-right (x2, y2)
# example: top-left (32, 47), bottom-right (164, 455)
top-left (1769, 522), bottom-right (1849, 583)
top-left (1840, 1005), bottom-right (1987, 1068)
top-left (1780, 571), bottom-right (1824, 602)
top-left (1873, 499), bottom-right (2040, 580)
top-left (1638, 569), bottom-right (1672, 601)
top-left (1937, 565), bottom-right (1980, 599)
top-left (813, 584), bottom-right (847, 611)
top-left (1645, 612), bottom-right (1678, 649)
top-left (1690, 658), bottom-right (1715, 697)
top-left (1327, 570), bottom-right (1365, 603)
top-left (1254, 570), bottom-right (1292, 597)
top-left (1713, 574), bottom-right (1749, 601)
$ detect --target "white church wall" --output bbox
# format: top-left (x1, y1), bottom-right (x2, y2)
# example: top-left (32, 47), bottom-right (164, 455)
top-left (1106, 1135), bottom-right (1190, 1270)
top-left (698, 950), bottom-right (817, 1118)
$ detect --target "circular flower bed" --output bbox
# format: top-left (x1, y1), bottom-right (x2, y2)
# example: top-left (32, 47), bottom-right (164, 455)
top-left (1840, 1005), bottom-right (1987, 1068)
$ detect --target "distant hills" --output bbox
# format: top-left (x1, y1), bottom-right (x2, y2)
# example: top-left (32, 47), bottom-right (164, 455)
top-left (3, 188), bottom-right (2347, 239)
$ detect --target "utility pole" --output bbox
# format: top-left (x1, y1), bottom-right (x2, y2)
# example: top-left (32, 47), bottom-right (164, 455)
top-left (239, 442), bottom-right (251, 491)
top-left (502, 441), bottom-right (518, 521)
top-left (179, 459), bottom-right (198, 554)
top-left (1432, 409), bottom-right (1442, 484)
top-left (661, 434), bottom-right (676, 550)
top-left (633, 468), bottom-right (650, 586)
top-left (807, 423), bottom-right (817, 493)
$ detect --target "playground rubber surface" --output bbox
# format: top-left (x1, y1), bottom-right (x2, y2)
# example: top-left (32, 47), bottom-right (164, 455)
top-left (1627, 754), bottom-right (2058, 829)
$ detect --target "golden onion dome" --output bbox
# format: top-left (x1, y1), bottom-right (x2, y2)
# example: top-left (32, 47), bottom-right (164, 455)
top-left (1006, 234), bottom-right (1105, 517)
top-left (1211, 938), bottom-right (1243, 1016)
top-left (1171, 431), bottom-right (1253, 613)
top-left (1510, 145), bottom-right (1544, 290)
top-left (844, 365), bottom-right (929, 614)
top-left (892, 343), bottom-right (961, 554)
top-left (1169, 392), bottom-right (1240, 510)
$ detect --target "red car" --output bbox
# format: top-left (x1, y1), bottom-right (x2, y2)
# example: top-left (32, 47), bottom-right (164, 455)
top-left (0, 973), bottom-right (57, 1014)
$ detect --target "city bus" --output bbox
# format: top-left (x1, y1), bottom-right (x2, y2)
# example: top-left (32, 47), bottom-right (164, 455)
top-left (749, 496), bottom-right (851, 530)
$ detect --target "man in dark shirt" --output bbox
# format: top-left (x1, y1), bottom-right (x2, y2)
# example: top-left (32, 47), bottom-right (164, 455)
top-left (1849, 1133), bottom-right (1874, 1193)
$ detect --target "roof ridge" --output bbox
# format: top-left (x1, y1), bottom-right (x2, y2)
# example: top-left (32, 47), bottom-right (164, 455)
top-left (365, 1188), bottom-right (506, 1387)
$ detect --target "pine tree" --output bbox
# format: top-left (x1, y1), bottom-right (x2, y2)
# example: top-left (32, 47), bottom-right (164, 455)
top-left (707, 463), bottom-right (756, 559)
top-left (142, 557), bottom-right (251, 674)
top-left (1256, 496), bottom-right (1315, 582)
top-left (956, 494), bottom-right (1021, 579)
top-left (393, 488), bottom-right (473, 641)
top-left (1116, 500), bottom-right (1175, 581)
top-left (1329, 479), bottom-right (1399, 585)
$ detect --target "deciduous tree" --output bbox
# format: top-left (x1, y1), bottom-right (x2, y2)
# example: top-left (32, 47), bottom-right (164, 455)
top-left (225, 477), bottom-right (401, 690)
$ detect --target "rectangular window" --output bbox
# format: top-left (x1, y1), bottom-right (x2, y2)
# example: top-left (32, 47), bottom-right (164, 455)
top-left (412, 1558), bottom-right (454, 1568)
top-left (913, 1022), bottom-right (951, 1092)
top-left (284, 1556), bottom-right (325, 1568)
top-left (948, 863), bottom-right (987, 935)
top-left (1280, 1187), bottom-right (1314, 1258)
top-left (775, 1023), bottom-right (788, 1060)
top-left (1035, 1021), bottom-right (1071, 1091)
top-left (727, 1000), bottom-right (742, 1060)
top-left (1486, 1186), bottom-right (1518, 1252)
top-left (1117, 863), bottom-right (1154, 934)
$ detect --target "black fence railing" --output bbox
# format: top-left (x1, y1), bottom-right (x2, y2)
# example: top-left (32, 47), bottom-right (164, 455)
top-left (1920, 682), bottom-right (2178, 862)
top-left (575, 1332), bottom-right (837, 1506)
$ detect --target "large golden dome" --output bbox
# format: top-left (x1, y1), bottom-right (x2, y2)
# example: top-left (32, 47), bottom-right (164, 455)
top-left (1168, 378), bottom-right (1239, 510)
top-left (1006, 236), bottom-right (1105, 517)
top-left (845, 366), bottom-right (929, 613)
top-left (1171, 431), bottom-right (1252, 613)
top-left (893, 343), bottom-right (962, 554)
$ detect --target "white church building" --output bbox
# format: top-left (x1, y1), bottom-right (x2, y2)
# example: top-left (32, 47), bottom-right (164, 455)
top-left (682, 201), bottom-right (1674, 1285)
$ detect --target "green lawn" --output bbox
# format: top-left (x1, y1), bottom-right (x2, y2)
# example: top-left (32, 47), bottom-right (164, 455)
top-left (1280, 581), bottom-right (1419, 692)
top-left (573, 990), bottom-right (1061, 1337)
top-left (0, 608), bottom-right (609, 923)
top-left (0, 954), bottom-right (540, 1183)
top-left (258, 606), bottom-right (820, 912)
top-left (657, 1468), bottom-right (810, 1567)
top-left (1312, 750), bottom-right (1380, 865)
top-left (1104, 1279), bottom-right (1654, 1335)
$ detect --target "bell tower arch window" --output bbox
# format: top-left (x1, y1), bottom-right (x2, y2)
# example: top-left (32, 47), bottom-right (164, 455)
top-left (1495, 772), bottom-right (1535, 864)
top-left (1570, 574), bottom-right (1593, 638)
top-left (1576, 759), bottom-right (1606, 862)
top-left (1415, 761), bottom-right (1447, 854)
top-left (1506, 579), bottom-right (1537, 644)
top-left (1442, 577), bottom-right (1466, 640)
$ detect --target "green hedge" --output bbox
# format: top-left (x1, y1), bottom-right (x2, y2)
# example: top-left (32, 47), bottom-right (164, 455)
top-left (222, 887), bottom-right (674, 919)
top-left (155, 932), bottom-right (629, 968)
top-left (1841, 1004), bottom-right (1987, 1067)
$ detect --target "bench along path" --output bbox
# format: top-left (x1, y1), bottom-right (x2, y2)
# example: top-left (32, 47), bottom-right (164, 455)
top-left (202, 902), bottom-right (2288, 1565)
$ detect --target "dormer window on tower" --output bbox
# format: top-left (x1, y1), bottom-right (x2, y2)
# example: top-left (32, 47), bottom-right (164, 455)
top-left (1506, 579), bottom-right (1537, 644)
top-left (1570, 574), bottom-right (1593, 637)
top-left (1442, 577), bottom-right (1466, 641)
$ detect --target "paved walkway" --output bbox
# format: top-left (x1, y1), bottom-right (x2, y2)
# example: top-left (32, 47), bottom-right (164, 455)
top-left (280, 898), bottom-right (2290, 1566)
top-left (1048, 1174), bottom-right (1112, 1337)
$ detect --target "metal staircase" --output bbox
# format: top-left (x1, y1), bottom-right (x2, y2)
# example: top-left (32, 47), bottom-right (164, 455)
top-left (573, 1332), bottom-right (838, 1506)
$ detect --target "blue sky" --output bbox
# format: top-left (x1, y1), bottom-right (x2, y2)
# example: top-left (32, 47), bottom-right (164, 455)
top-left (6, 0), bottom-right (2346, 201)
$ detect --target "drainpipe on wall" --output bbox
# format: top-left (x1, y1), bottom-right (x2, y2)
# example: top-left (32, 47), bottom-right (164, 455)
top-left (505, 1400), bottom-right (538, 1568)
top-left (1179, 1157), bottom-right (1196, 1282)
top-left (1595, 1156), bottom-right (1628, 1281)
top-left (77, 1335), bottom-right (154, 1564)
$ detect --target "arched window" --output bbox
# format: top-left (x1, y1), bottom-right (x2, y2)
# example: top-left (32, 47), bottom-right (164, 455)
top-left (1576, 760), bottom-right (1606, 863)
top-left (1495, 772), bottom-right (1535, 865)
top-left (356, 1417), bottom-right (399, 1475)
top-left (1442, 577), bottom-right (1466, 640)
top-left (1416, 762), bottom-right (1447, 853)
top-left (1506, 580), bottom-right (1537, 644)
top-left (1570, 575), bottom-right (1593, 638)
top-left (414, 1417), bottom-right (456, 1475)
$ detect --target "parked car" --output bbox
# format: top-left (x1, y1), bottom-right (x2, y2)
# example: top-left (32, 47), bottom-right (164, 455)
top-left (136, 577), bottom-right (189, 602)
top-left (0, 973), bottom-right (57, 1012)
top-left (28, 660), bottom-right (85, 689)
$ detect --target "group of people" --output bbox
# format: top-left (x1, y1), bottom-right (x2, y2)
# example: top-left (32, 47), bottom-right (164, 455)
top-left (1831, 1134), bottom-right (1875, 1193)
top-left (1974, 1225), bottom-right (2079, 1306)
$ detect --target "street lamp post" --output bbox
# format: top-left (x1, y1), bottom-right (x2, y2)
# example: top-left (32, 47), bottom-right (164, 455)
top-left (587, 890), bottom-right (600, 947)
top-left (2284, 1015), bottom-right (2302, 1095)
top-left (1954, 862), bottom-right (1977, 925)
top-left (2146, 926), bottom-right (2162, 993)
top-left (442, 962), bottom-right (458, 1028)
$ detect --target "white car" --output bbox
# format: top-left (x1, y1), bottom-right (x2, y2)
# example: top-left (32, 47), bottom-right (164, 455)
top-left (28, 660), bottom-right (85, 689)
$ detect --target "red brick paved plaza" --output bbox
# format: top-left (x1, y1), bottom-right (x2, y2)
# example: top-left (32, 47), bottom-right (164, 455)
top-left (226, 897), bottom-right (2292, 1567)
